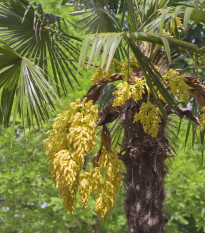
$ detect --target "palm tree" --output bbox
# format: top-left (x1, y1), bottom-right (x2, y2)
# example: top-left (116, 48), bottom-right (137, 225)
top-left (1, 0), bottom-right (205, 232)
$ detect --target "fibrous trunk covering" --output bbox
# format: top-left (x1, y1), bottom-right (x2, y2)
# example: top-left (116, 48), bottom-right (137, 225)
top-left (121, 99), bottom-right (170, 233)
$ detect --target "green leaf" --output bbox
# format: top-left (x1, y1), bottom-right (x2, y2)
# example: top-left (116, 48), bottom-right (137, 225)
top-left (183, 7), bottom-right (193, 30)
top-left (161, 37), bottom-right (171, 63)
top-left (0, 1), bottom-right (81, 95)
top-left (0, 40), bottom-right (59, 130)
top-left (78, 33), bottom-right (124, 71)
top-left (0, 40), bottom-right (21, 69)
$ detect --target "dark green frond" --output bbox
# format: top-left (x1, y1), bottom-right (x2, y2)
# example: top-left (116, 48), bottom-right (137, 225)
top-left (0, 40), bottom-right (59, 131)
top-left (129, 32), bottom-right (205, 66)
top-left (62, 0), bottom-right (121, 33)
top-left (0, 1), bottom-right (81, 96)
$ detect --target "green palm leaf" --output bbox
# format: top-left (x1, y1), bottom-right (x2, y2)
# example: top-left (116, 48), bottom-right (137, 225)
top-left (62, 0), bottom-right (120, 33)
top-left (129, 32), bottom-right (205, 66)
top-left (0, 0), bottom-right (81, 96)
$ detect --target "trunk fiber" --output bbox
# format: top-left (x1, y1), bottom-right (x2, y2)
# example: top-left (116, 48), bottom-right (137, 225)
top-left (121, 100), bottom-right (171, 233)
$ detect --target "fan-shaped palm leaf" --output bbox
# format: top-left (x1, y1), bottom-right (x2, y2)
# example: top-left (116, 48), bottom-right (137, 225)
top-left (0, 40), bottom-right (59, 133)
top-left (64, 0), bottom-right (204, 36)
top-left (63, 0), bottom-right (120, 33)
top-left (0, 0), bottom-right (81, 96)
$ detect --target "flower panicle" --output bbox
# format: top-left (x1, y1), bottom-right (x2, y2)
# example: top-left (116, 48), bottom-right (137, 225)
top-left (162, 69), bottom-right (192, 104)
top-left (134, 101), bottom-right (162, 137)
top-left (44, 99), bottom-right (99, 213)
top-left (113, 78), bottom-right (145, 107)
top-left (95, 147), bottom-right (123, 220)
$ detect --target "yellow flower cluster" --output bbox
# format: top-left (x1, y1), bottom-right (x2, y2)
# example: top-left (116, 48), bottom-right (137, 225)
top-left (49, 150), bottom-right (79, 213)
top-left (162, 69), bottom-right (192, 104)
top-left (44, 98), bottom-right (99, 212)
top-left (45, 108), bottom-right (71, 156)
top-left (91, 59), bottom-right (120, 83)
top-left (95, 147), bottom-right (123, 220)
top-left (95, 181), bottom-right (116, 220)
top-left (79, 168), bottom-right (103, 209)
top-left (79, 172), bottom-right (91, 209)
top-left (200, 107), bottom-right (205, 130)
top-left (134, 101), bottom-right (162, 137)
top-left (200, 113), bottom-right (205, 130)
top-left (68, 99), bottom-right (99, 168)
top-left (113, 78), bottom-right (145, 107)
top-left (112, 81), bottom-right (131, 106)
top-left (162, 17), bottom-right (182, 36)
top-left (120, 56), bottom-right (139, 79)
top-left (91, 57), bottom-right (139, 83)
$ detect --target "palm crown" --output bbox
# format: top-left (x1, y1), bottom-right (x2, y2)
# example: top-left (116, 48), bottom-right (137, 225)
top-left (0, 0), bottom-right (204, 130)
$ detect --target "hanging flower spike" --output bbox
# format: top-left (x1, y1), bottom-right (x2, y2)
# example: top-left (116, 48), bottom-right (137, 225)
top-left (90, 167), bottom-right (104, 193)
top-left (200, 107), bottom-right (205, 130)
top-left (113, 78), bottom-right (145, 107)
top-left (49, 150), bottom-right (80, 213)
top-left (44, 98), bottom-right (99, 213)
top-left (44, 108), bottom-right (71, 156)
top-left (95, 181), bottom-right (116, 221)
top-left (95, 147), bottom-right (123, 220)
top-left (134, 101), bottom-right (162, 137)
top-left (113, 81), bottom-right (132, 106)
top-left (130, 77), bottom-right (146, 103)
top-left (79, 172), bottom-right (91, 209)
top-left (79, 168), bottom-right (104, 209)
top-left (68, 99), bottom-right (99, 168)
top-left (163, 69), bottom-right (192, 104)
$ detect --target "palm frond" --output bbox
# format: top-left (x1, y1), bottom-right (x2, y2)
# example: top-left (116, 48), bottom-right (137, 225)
top-left (0, 40), bottom-right (59, 131)
top-left (138, 1), bottom-right (204, 34)
top-left (78, 32), bottom-right (124, 71)
top-left (129, 32), bottom-right (205, 66)
top-left (62, 0), bottom-right (120, 33)
top-left (0, 0), bottom-right (81, 96)
top-left (191, 1), bottom-right (205, 25)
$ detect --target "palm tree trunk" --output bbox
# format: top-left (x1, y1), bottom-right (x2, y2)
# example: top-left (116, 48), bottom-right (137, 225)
top-left (121, 99), bottom-right (170, 233)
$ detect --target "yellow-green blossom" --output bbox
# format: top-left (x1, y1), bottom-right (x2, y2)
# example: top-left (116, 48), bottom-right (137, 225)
top-left (91, 60), bottom-right (119, 83)
top-left (44, 99), bottom-right (99, 213)
top-left (113, 78), bottom-right (145, 107)
top-left (79, 172), bottom-right (91, 209)
top-left (95, 147), bottom-right (123, 220)
top-left (200, 108), bottom-right (205, 130)
top-left (113, 81), bottom-right (131, 106)
top-left (68, 99), bottom-right (98, 167)
top-left (134, 101), bottom-right (162, 137)
top-left (49, 150), bottom-right (80, 213)
top-left (120, 56), bottom-right (139, 79)
top-left (79, 168), bottom-right (104, 209)
top-left (95, 181), bottom-right (116, 220)
top-left (162, 17), bottom-right (182, 36)
top-left (163, 69), bottom-right (192, 104)
top-left (44, 108), bottom-right (71, 156)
